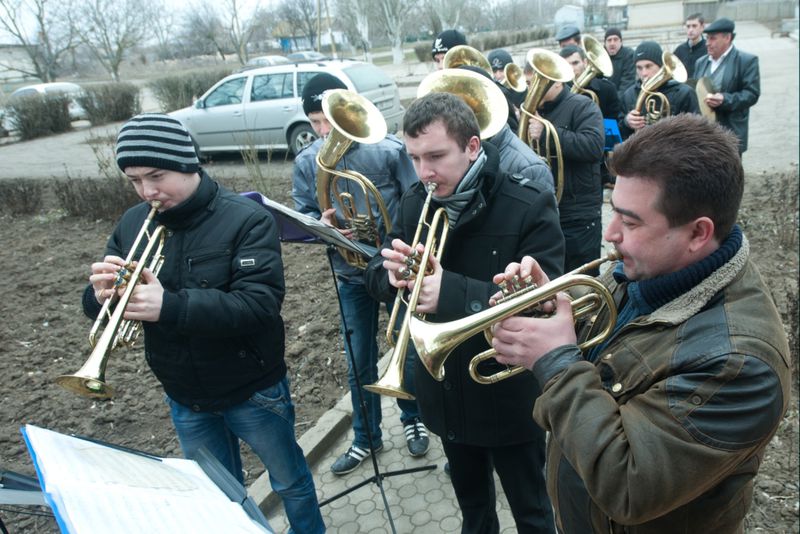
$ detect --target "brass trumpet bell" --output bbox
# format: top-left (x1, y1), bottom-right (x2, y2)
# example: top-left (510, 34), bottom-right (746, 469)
top-left (417, 68), bottom-right (509, 139)
top-left (503, 63), bottom-right (527, 94)
top-left (635, 51), bottom-right (688, 124)
top-left (443, 45), bottom-right (492, 74)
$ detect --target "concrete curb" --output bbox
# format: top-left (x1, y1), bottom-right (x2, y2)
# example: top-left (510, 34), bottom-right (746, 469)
top-left (248, 389), bottom-right (354, 514)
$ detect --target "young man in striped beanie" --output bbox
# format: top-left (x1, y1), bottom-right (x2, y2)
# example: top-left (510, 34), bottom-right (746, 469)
top-left (83, 113), bottom-right (325, 533)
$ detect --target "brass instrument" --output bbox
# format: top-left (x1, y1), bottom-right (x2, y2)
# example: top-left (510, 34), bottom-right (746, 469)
top-left (417, 68), bottom-right (509, 140)
top-left (56, 203), bottom-right (166, 399)
top-left (695, 76), bottom-right (717, 122)
top-left (409, 251), bottom-right (621, 384)
top-left (571, 34), bottom-right (614, 105)
top-left (634, 51), bottom-right (688, 124)
top-left (503, 62), bottom-right (528, 94)
top-left (316, 89), bottom-right (390, 270)
top-left (443, 45), bottom-right (492, 75)
top-left (517, 48), bottom-right (574, 202)
top-left (364, 183), bottom-right (449, 399)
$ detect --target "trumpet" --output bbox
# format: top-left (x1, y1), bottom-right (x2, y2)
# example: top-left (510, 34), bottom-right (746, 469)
top-left (571, 35), bottom-right (614, 105)
top-left (634, 51), bottom-right (687, 124)
top-left (364, 183), bottom-right (449, 399)
top-left (56, 203), bottom-right (166, 399)
top-left (409, 251), bottom-right (621, 384)
top-left (518, 48), bottom-right (574, 202)
top-left (316, 89), bottom-right (390, 270)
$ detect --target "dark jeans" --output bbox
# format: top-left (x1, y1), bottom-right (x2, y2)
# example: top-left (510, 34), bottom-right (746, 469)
top-left (562, 215), bottom-right (602, 275)
top-left (443, 440), bottom-right (555, 534)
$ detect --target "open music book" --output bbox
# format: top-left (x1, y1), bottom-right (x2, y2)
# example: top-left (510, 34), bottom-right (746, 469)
top-left (22, 424), bottom-right (273, 534)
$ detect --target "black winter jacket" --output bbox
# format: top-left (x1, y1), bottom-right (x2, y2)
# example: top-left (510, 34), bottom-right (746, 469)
top-left (83, 171), bottom-right (287, 411)
top-left (364, 143), bottom-right (565, 446)
top-left (618, 79), bottom-right (701, 139)
top-left (609, 46), bottom-right (636, 98)
top-left (673, 38), bottom-right (707, 79)
top-left (537, 86), bottom-right (605, 222)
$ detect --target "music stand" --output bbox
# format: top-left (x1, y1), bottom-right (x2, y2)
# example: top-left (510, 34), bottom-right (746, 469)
top-left (243, 193), bottom-right (435, 533)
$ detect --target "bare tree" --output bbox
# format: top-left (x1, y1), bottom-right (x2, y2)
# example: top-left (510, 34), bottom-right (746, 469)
top-left (424, 0), bottom-right (462, 31)
top-left (0, 0), bottom-right (76, 82)
top-left (335, 0), bottom-right (375, 61)
top-left (149, 0), bottom-right (178, 60)
top-left (74, 0), bottom-right (152, 81)
top-left (182, 2), bottom-right (229, 60)
top-left (375, 0), bottom-right (419, 64)
top-left (222, 0), bottom-right (263, 64)
top-left (277, 0), bottom-right (317, 51)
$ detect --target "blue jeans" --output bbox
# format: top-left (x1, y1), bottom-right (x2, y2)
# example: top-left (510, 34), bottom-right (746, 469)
top-left (167, 377), bottom-right (324, 534)
top-left (338, 280), bottom-right (420, 450)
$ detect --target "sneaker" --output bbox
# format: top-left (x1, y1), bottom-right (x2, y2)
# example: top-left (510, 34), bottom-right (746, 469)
top-left (330, 444), bottom-right (382, 475)
top-left (403, 417), bottom-right (430, 457)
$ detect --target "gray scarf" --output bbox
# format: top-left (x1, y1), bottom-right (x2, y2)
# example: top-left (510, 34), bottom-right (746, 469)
top-left (433, 149), bottom-right (487, 228)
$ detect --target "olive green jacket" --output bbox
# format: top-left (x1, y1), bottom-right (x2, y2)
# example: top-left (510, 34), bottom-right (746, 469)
top-left (532, 237), bottom-right (791, 533)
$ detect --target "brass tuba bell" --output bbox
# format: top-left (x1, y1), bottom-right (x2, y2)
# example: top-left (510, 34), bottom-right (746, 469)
top-left (416, 68), bottom-right (509, 139)
top-left (518, 48), bottom-right (574, 201)
top-left (316, 89), bottom-right (391, 270)
top-left (443, 45), bottom-right (492, 75)
top-left (503, 62), bottom-right (528, 94)
top-left (571, 34), bottom-right (614, 105)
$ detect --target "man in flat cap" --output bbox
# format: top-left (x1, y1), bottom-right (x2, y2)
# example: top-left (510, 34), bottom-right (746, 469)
top-left (431, 29), bottom-right (467, 70)
top-left (556, 25), bottom-right (581, 47)
top-left (694, 18), bottom-right (760, 154)
top-left (604, 28), bottom-right (636, 99)
top-left (619, 41), bottom-right (699, 139)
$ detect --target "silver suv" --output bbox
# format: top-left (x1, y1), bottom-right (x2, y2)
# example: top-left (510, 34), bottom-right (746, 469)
top-left (170, 60), bottom-right (404, 156)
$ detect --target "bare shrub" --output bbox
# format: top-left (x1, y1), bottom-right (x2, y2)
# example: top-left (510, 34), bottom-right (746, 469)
top-left (0, 179), bottom-right (44, 215)
top-left (148, 67), bottom-right (233, 112)
top-left (53, 175), bottom-right (140, 220)
top-left (77, 83), bottom-right (141, 125)
top-left (7, 94), bottom-right (72, 140)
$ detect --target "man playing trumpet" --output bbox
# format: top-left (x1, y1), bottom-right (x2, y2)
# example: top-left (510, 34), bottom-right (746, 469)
top-left (491, 114), bottom-right (790, 533)
top-left (365, 92), bottom-right (564, 533)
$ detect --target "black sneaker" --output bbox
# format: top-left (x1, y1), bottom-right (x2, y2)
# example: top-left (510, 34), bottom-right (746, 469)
top-left (403, 417), bottom-right (430, 457)
top-left (330, 444), bottom-right (382, 475)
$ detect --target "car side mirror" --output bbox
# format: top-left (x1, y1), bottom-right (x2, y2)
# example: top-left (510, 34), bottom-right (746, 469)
top-left (194, 99), bottom-right (205, 109)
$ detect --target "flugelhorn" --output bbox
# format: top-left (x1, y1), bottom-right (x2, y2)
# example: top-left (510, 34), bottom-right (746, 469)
top-left (56, 202), bottom-right (166, 399)
top-left (316, 89), bottom-right (390, 270)
top-left (518, 48), bottom-right (574, 202)
top-left (364, 183), bottom-right (449, 399)
top-left (634, 51), bottom-right (687, 124)
top-left (571, 34), bottom-right (614, 105)
top-left (409, 251), bottom-right (621, 384)
top-left (417, 68), bottom-right (509, 140)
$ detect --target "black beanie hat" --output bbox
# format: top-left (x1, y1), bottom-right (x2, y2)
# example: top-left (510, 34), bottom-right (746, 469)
top-left (604, 27), bottom-right (622, 41)
top-left (431, 29), bottom-right (467, 58)
top-left (487, 49), bottom-right (513, 71)
top-left (301, 72), bottom-right (347, 116)
top-left (635, 41), bottom-right (663, 67)
top-left (116, 113), bottom-right (199, 174)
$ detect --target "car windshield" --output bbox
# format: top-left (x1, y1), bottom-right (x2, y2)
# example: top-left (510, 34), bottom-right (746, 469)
top-left (342, 64), bottom-right (393, 92)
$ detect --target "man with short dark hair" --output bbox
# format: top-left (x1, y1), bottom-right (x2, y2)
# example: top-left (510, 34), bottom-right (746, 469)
top-left (491, 113), bottom-right (790, 534)
top-left (559, 44), bottom-right (620, 120)
top-left (693, 17), bottom-right (760, 154)
top-left (555, 25), bottom-right (581, 47)
top-left (604, 27), bottom-right (636, 98)
top-left (291, 73), bottom-right (428, 476)
top-left (431, 29), bottom-right (467, 70)
top-left (619, 41), bottom-right (699, 139)
top-left (674, 13), bottom-right (707, 80)
top-left (365, 91), bottom-right (564, 533)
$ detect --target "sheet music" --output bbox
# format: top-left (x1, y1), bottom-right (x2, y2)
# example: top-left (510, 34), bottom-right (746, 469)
top-left (23, 425), bottom-right (269, 534)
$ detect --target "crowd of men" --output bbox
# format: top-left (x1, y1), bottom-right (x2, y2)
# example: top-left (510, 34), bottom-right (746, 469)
top-left (81, 13), bottom-right (787, 534)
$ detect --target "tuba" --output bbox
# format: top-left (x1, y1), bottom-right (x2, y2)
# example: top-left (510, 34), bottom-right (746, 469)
top-left (56, 203), bottom-right (166, 399)
top-left (416, 68), bottom-right (509, 140)
top-left (409, 251), bottom-right (620, 384)
top-left (443, 45), bottom-right (492, 75)
top-left (571, 34), bottom-right (614, 105)
top-left (518, 48), bottom-right (574, 202)
top-left (634, 51), bottom-right (687, 124)
top-left (364, 183), bottom-right (449, 399)
top-left (316, 89), bottom-right (391, 270)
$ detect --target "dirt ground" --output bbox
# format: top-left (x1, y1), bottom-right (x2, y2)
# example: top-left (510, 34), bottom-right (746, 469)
top-left (0, 162), bottom-right (797, 532)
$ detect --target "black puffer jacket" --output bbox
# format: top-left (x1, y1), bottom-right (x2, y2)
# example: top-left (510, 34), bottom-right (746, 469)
top-left (83, 171), bottom-right (286, 411)
top-left (537, 86), bottom-right (605, 222)
top-left (364, 143), bottom-right (565, 446)
top-left (618, 79), bottom-right (700, 139)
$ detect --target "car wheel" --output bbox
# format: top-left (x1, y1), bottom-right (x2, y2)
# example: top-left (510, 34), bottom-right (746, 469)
top-left (289, 123), bottom-right (317, 155)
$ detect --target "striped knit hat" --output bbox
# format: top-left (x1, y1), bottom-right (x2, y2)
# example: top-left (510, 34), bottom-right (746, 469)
top-left (116, 114), bottom-right (199, 174)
